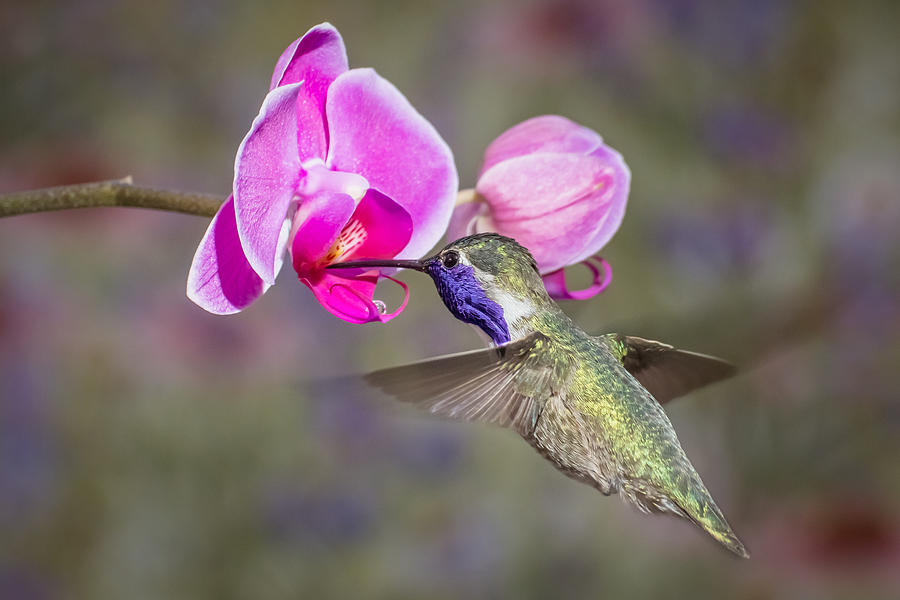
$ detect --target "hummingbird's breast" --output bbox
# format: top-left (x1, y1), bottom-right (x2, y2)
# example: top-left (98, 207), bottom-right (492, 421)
top-left (508, 310), bottom-right (625, 491)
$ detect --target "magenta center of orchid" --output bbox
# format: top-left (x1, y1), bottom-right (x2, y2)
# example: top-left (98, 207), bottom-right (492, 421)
top-left (288, 160), bottom-right (374, 279)
top-left (284, 157), bottom-right (414, 323)
top-left (303, 218), bottom-right (368, 278)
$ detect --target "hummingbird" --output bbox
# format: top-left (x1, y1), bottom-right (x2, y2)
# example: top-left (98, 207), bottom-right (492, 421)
top-left (328, 233), bottom-right (748, 557)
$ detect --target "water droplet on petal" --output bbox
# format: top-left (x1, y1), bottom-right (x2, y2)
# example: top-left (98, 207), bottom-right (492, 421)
top-left (373, 300), bottom-right (387, 314)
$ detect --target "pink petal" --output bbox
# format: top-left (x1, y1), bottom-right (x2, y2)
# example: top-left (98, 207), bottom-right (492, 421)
top-left (325, 68), bottom-right (458, 260)
top-left (187, 196), bottom-right (267, 314)
top-left (234, 82), bottom-right (305, 285)
top-left (344, 189), bottom-right (413, 262)
top-left (542, 256), bottom-right (612, 301)
top-left (481, 115), bottom-right (604, 175)
top-left (269, 23), bottom-right (348, 160)
top-left (290, 188), bottom-right (412, 322)
top-left (270, 22), bottom-right (348, 91)
top-left (566, 144), bottom-right (630, 267)
top-left (291, 188), bottom-right (412, 280)
top-left (293, 87), bottom-right (329, 162)
top-left (375, 274), bottom-right (410, 322)
top-left (476, 152), bottom-right (627, 272)
top-left (289, 190), bottom-right (356, 272)
top-left (301, 271), bottom-right (409, 324)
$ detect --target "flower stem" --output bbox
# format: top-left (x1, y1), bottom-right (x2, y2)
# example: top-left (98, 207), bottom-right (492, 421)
top-left (0, 178), bottom-right (225, 219)
top-left (1, 179), bottom-right (480, 220)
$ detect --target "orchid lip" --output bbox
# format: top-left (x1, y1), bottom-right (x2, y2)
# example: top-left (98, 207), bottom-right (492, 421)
top-left (327, 258), bottom-right (428, 271)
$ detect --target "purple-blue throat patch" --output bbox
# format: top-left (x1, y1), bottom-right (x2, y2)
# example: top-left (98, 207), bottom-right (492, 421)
top-left (426, 263), bottom-right (510, 345)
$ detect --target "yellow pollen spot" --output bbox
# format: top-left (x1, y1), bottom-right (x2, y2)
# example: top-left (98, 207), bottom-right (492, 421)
top-left (324, 219), bottom-right (368, 264)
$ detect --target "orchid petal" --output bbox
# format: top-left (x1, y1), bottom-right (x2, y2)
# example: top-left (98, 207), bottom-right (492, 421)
top-left (234, 82), bottom-right (304, 285)
top-left (563, 144), bottom-right (631, 267)
top-left (288, 188), bottom-right (411, 276)
top-left (344, 189), bottom-right (413, 262)
top-left (542, 256), bottom-right (612, 301)
top-left (290, 189), bottom-right (411, 320)
top-left (292, 88), bottom-right (329, 162)
top-left (270, 22), bottom-right (349, 91)
top-left (289, 191), bottom-right (356, 272)
top-left (187, 196), bottom-right (267, 314)
top-left (325, 68), bottom-right (458, 260)
top-left (480, 115), bottom-right (605, 175)
top-left (374, 274), bottom-right (410, 322)
top-left (301, 271), bottom-right (408, 324)
top-left (269, 23), bottom-right (348, 160)
top-left (476, 152), bottom-right (626, 272)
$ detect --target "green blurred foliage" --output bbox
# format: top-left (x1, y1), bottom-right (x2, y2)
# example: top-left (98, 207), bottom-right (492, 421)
top-left (1, 0), bottom-right (899, 598)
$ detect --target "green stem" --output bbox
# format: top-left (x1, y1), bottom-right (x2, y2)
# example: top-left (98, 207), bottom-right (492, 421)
top-left (0, 178), bottom-right (226, 219)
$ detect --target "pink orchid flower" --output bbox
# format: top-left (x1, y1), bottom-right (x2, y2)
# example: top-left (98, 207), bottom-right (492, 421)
top-left (187, 23), bottom-right (457, 322)
top-left (448, 115), bottom-right (629, 300)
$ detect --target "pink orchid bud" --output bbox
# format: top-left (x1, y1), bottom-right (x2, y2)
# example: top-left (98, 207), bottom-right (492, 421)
top-left (448, 115), bottom-right (629, 299)
top-left (187, 23), bottom-right (457, 322)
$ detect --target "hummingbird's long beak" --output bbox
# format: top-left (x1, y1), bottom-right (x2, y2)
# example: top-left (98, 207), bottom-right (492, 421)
top-left (326, 258), bottom-right (428, 271)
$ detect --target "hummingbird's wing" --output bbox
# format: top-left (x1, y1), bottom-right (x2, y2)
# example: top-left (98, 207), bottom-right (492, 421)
top-left (363, 332), bottom-right (571, 437)
top-left (606, 334), bottom-right (737, 404)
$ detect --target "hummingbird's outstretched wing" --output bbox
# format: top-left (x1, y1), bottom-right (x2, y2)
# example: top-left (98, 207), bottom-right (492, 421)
top-left (606, 334), bottom-right (737, 404)
top-left (363, 332), bottom-right (572, 437)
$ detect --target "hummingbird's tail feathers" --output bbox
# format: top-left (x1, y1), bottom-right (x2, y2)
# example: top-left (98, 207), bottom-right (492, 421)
top-left (620, 477), bottom-right (749, 558)
top-left (679, 498), bottom-right (750, 558)
top-left (694, 514), bottom-right (750, 558)
top-left (605, 334), bottom-right (737, 404)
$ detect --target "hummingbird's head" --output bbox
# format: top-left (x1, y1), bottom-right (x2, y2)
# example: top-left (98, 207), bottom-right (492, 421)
top-left (328, 233), bottom-right (551, 345)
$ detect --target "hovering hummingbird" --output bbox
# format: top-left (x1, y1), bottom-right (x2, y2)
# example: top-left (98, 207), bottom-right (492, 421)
top-left (328, 233), bottom-right (748, 557)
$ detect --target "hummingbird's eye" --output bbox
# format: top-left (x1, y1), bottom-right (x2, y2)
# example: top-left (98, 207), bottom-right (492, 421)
top-left (441, 251), bottom-right (459, 269)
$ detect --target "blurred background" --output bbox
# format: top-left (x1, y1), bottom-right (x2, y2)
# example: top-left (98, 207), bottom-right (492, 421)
top-left (1, 0), bottom-right (899, 598)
